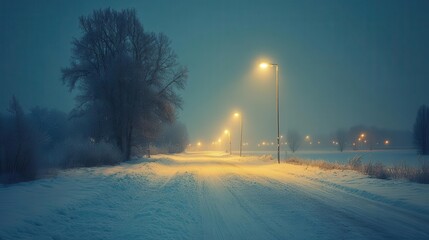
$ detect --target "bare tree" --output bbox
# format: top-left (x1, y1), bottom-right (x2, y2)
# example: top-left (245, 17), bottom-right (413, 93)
top-left (62, 8), bottom-right (187, 160)
top-left (336, 129), bottom-right (347, 152)
top-left (287, 130), bottom-right (301, 153)
top-left (1, 96), bottom-right (37, 182)
top-left (413, 105), bottom-right (429, 155)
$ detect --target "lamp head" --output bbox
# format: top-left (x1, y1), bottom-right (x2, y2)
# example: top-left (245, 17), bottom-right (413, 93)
top-left (259, 62), bottom-right (269, 69)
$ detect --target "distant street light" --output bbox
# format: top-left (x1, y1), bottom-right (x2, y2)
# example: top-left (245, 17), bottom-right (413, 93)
top-left (234, 112), bottom-right (243, 157)
top-left (259, 62), bottom-right (280, 164)
top-left (224, 129), bottom-right (231, 155)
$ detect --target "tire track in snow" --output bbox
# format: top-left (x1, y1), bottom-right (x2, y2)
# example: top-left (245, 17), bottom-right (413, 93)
top-left (222, 173), bottom-right (370, 240)
top-left (231, 170), bottom-right (429, 240)
top-left (277, 170), bottom-right (429, 236)
top-left (285, 170), bottom-right (429, 217)
top-left (196, 173), bottom-right (281, 240)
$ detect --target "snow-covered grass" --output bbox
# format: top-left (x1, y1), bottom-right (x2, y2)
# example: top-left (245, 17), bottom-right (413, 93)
top-left (284, 154), bottom-right (429, 183)
top-left (285, 157), bottom-right (345, 170)
top-left (1, 151), bottom-right (428, 239)
top-left (245, 149), bottom-right (428, 167)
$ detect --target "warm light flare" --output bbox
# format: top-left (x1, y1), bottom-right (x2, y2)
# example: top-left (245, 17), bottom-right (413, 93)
top-left (259, 62), bottom-right (269, 69)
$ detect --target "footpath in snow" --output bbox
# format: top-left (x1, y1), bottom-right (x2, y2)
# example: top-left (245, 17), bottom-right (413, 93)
top-left (1, 151), bottom-right (428, 240)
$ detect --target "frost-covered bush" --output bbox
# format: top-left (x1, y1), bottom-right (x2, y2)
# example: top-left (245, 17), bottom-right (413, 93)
top-left (388, 162), bottom-right (429, 184)
top-left (348, 155), bottom-right (363, 170)
top-left (363, 162), bottom-right (388, 179)
top-left (60, 140), bottom-right (121, 168)
top-left (285, 157), bottom-right (344, 170)
top-left (260, 154), bottom-right (274, 162)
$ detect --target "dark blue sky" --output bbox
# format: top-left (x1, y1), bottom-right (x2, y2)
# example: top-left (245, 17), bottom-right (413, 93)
top-left (1, 0), bottom-right (428, 144)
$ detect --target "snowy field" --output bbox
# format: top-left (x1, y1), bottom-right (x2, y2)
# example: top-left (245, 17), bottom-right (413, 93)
top-left (245, 149), bottom-right (428, 167)
top-left (1, 151), bottom-right (428, 240)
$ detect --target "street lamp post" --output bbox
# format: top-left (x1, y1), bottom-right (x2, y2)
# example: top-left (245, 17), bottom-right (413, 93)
top-left (260, 62), bottom-right (280, 164)
top-left (224, 130), bottom-right (231, 155)
top-left (234, 113), bottom-right (243, 157)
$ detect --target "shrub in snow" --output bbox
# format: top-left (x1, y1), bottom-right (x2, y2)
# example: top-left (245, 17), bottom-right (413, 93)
top-left (60, 140), bottom-right (121, 168)
top-left (348, 155), bottom-right (363, 170)
top-left (363, 162), bottom-right (388, 179)
top-left (259, 155), bottom-right (274, 162)
top-left (389, 162), bottom-right (429, 184)
top-left (285, 157), bottom-right (343, 170)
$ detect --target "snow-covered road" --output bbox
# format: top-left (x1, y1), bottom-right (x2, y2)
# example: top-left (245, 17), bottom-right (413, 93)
top-left (1, 152), bottom-right (428, 240)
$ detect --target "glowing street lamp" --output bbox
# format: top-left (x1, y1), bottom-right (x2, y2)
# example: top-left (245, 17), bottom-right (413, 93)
top-left (259, 63), bottom-right (269, 69)
top-left (259, 62), bottom-right (280, 164)
top-left (224, 129), bottom-right (231, 155)
top-left (234, 112), bottom-right (243, 157)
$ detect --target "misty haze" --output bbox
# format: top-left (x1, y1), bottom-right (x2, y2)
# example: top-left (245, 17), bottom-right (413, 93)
top-left (1, 1), bottom-right (428, 240)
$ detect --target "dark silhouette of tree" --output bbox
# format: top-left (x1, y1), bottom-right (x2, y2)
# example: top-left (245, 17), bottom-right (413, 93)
top-left (287, 130), bottom-right (301, 153)
top-left (62, 8), bottom-right (187, 160)
top-left (336, 129), bottom-right (347, 152)
top-left (413, 105), bottom-right (429, 155)
top-left (0, 96), bottom-right (37, 182)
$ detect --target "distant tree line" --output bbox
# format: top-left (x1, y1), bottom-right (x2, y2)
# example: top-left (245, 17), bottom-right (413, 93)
top-left (0, 8), bottom-right (189, 184)
top-left (335, 125), bottom-right (412, 151)
top-left (283, 125), bottom-right (413, 154)
top-left (0, 96), bottom-right (188, 184)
